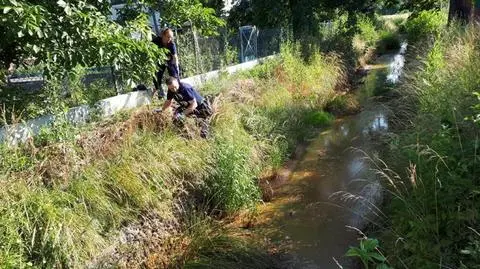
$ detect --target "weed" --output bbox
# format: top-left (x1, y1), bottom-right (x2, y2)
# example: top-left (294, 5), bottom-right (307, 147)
top-left (346, 238), bottom-right (391, 269)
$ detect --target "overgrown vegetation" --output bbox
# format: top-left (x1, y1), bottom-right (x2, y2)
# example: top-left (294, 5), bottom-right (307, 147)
top-left (0, 45), bottom-right (345, 267)
top-left (353, 13), bottom-right (407, 67)
top-left (404, 10), bottom-right (447, 42)
top-left (370, 18), bottom-right (480, 268)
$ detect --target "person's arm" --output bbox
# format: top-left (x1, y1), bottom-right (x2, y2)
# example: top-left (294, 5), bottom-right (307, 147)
top-left (184, 99), bottom-right (198, 116)
top-left (171, 43), bottom-right (180, 73)
top-left (162, 99), bottom-right (172, 112)
top-left (172, 54), bottom-right (179, 66)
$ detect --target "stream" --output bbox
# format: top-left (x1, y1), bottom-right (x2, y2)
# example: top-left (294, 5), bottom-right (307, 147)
top-left (245, 49), bottom-right (406, 268)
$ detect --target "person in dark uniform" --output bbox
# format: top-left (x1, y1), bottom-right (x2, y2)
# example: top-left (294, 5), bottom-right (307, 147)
top-left (161, 77), bottom-right (212, 138)
top-left (152, 28), bottom-right (180, 98)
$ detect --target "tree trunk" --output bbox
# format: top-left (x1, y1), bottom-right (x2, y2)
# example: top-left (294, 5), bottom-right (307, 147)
top-left (449, 0), bottom-right (473, 23)
top-left (474, 0), bottom-right (480, 21)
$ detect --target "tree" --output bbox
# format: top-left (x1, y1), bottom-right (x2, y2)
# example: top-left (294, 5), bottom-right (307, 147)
top-left (0, 0), bottom-right (164, 78)
top-left (403, 0), bottom-right (446, 11)
top-left (199, 0), bottom-right (225, 17)
top-left (448, 0), bottom-right (473, 22)
top-left (227, 0), bottom-right (378, 38)
top-left (142, 0), bottom-right (225, 36)
top-left (475, 0), bottom-right (480, 20)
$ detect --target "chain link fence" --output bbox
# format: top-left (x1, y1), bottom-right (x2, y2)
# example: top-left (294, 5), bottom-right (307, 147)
top-left (5, 27), bottom-right (282, 91)
top-left (176, 27), bottom-right (282, 78)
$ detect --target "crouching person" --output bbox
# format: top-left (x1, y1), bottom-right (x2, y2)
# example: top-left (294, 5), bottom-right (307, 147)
top-left (161, 77), bottom-right (212, 138)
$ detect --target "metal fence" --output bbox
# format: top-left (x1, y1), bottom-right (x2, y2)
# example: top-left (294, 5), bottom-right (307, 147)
top-left (176, 27), bottom-right (282, 78)
top-left (4, 27), bottom-right (283, 93)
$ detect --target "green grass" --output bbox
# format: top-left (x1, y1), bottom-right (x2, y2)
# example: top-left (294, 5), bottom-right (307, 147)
top-left (0, 43), bottom-right (347, 267)
top-left (353, 13), bottom-right (404, 67)
top-left (376, 23), bottom-right (480, 268)
top-left (172, 213), bottom-right (282, 269)
top-left (184, 233), bottom-right (280, 269)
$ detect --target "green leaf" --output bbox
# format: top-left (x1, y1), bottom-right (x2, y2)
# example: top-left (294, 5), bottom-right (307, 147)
top-left (33, 45), bottom-right (40, 53)
top-left (17, 30), bottom-right (24, 37)
top-left (346, 247), bottom-right (362, 257)
top-left (362, 239), bottom-right (379, 251)
top-left (370, 253), bottom-right (386, 262)
top-left (36, 29), bottom-right (44, 38)
top-left (57, 0), bottom-right (67, 8)
top-left (3, 7), bottom-right (12, 14)
top-left (65, 5), bottom-right (72, 15)
top-left (376, 263), bottom-right (391, 269)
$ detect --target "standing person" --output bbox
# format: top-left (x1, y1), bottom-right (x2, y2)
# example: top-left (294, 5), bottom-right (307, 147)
top-left (161, 77), bottom-right (212, 138)
top-left (152, 28), bottom-right (180, 98)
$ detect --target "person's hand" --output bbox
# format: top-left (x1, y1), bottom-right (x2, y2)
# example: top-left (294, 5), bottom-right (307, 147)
top-left (174, 112), bottom-right (185, 121)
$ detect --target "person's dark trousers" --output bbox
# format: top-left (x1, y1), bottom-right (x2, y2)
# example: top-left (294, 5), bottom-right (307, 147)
top-left (175, 103), bottom-right (212, 138)
top-left (153, 63), bottom-right (180, 98)
top-left (193, 103), bottom-right (212, 138)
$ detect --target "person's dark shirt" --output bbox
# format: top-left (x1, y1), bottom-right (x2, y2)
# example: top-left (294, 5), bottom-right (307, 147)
top-left (167, 82), bottom-right (204, 108)
top-left (152, 36), bottom-right (177, 65)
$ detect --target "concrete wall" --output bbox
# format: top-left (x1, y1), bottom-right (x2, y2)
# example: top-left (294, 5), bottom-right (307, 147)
top-left (0, 56), bottom-right (274, 145)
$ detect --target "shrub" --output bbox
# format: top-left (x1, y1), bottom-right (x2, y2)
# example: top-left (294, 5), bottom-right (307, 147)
top-left (405, 10), bottom-right (447, 42)
top-left (353, 15), bottom-right (379, 57)
top-left (303, 111), bottom-right (334, 127)
top-left (357, 15), bottom-right (380, 48)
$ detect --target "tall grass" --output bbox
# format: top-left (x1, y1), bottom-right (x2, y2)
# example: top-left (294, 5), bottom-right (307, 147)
top-left (352, 14), bottom-right (404, 67)
top-left (374, 23), bottom-right (480, 268)
top-left (0, 43), bottom-right (346, 267)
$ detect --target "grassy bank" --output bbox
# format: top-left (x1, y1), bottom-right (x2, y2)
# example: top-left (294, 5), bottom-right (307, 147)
top-left (0, 44), bottom-right (346, 267)
top-left (369, 17), bottom-right (480, 268)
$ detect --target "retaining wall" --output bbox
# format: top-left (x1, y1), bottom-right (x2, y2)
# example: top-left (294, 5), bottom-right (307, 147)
top-left (0, 56), bottom-right (274, 145)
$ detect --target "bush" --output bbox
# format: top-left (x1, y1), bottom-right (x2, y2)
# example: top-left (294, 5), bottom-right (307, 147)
top-left (303, 111), bottom-right (334, 127)
top-left (405, 10), bottom-right (447, 42)
top-left (357, 15), bottom-right (380, 48)
top-left (353, 15), bottom-right (379, 58)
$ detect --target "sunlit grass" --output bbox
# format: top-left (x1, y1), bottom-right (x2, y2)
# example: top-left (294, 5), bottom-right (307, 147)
top-left (0, 43), bottom-right (347, 267)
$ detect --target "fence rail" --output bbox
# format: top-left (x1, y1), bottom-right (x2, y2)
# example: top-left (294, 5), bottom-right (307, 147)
top-left (0, 55), bottom-right (276, 146)
top-left (4, 27), bottom-right (282, 93)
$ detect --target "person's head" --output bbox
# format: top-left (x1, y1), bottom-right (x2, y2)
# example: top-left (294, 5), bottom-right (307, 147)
top-left (166, 77), bottom-right (179, 92)
top-left (161, 28), bottom-right (174, 44)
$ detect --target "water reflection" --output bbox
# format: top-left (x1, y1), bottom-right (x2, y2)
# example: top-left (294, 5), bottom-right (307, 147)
top-left (247, 49), bottom-right (403, 268)
top-left (348, 156), bottom-right (365, 177)
top-left (362, 112), bottom-right (388, 135)
top-left (348, 181), bottom-right (383, 229)
top-left (340, 125), bottom-right (349, 137)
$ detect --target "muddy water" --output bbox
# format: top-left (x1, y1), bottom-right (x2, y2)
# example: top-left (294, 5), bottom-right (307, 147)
top-left (250, 56), bottom-right (398, 268)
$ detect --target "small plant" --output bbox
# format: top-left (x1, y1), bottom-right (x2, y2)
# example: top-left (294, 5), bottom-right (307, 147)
top-left (303, 110), bottom-right (334, 127)
top-left (346, 238), bottom-right (391, 269)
